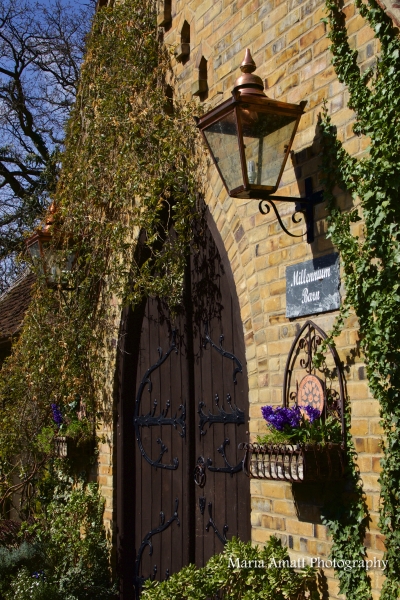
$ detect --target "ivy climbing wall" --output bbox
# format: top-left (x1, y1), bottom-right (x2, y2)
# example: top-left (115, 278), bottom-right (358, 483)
top-left (130, 0), bottom-right (397, 598)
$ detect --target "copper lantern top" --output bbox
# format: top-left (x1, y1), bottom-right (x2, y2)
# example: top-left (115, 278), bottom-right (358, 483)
top-left (195, 50), bottom-right (307, 199)
top-left (232, 49), bottom-right (265, 96)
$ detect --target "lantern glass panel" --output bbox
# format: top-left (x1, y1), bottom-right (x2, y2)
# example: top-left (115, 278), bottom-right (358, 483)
top-left (239, 107), bottom-right (297, 189)
top-left (203, 111), bottom-right (243, 192)
top-left (27, 240), bottom-right (41, 261)
top-left (42, 241), bottom-right (58, 283)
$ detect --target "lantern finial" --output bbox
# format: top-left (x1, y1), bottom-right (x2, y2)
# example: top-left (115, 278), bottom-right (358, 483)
top-left (44, 201), bottom-right (56, 231)
top-left (240, 49), bottom-right (256, 74)
top-left (233, 49), bottom-right (265, 95)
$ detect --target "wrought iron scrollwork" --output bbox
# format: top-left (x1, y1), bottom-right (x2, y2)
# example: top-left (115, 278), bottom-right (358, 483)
top-left (200, 324), bottom-right (246, 474)
top-left (283, 320), bottom-right (346, 446)
top-left (134, 330), bottom-right (186, 470)
top-left (198, 393), bottom-right (244, 435)
top-left (298, 329), bottom-right (323, 373)
top-left (203, 322), bottom-right (242, 384)
top-left (199, 496), bottom-right (206, 515)
top-left (241, 441), bottom-right (345, 482)
top-left (258, 198), bottom-right (305, 238)
top-left (205, 502), bottom-right (228, 546)
top-left (257, 178), bottom-right (324, 244)
top-left (206, 438), bottom-right (243, 476)
top-left (134, 498), bottom-right (180, 596)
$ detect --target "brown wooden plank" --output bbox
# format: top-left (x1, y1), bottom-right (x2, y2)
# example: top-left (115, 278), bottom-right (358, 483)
top-left (121, 219), bottom-right (250, 599)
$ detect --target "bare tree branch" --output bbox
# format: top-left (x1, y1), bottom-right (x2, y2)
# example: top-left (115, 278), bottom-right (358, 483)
top-left (0, 0), bottom-right (94, 292)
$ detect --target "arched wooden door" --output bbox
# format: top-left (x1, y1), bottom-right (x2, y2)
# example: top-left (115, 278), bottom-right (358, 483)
top-left (116, 224), bottom-right (250, 599)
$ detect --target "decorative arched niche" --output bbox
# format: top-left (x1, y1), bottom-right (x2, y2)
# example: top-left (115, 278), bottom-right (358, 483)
top-left (175, 20), bottom-right (190, 61)
top-left (242, 320), bottom-right (346, 484)
top-left (157, 0), bottom-right (171, 27)
top-left (192, 55), bottom-right (208, 97)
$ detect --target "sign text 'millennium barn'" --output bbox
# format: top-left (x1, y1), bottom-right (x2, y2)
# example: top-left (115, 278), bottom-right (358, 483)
top-left (286, 253), bottom-right (340, 318)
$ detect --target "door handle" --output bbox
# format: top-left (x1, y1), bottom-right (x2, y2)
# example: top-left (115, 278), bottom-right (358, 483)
top-left (194, 456), bottom-right (206, 487)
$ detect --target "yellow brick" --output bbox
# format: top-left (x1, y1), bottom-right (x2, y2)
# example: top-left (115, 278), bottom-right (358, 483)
top-left (314, 524), bottom-right (328, 540)
top-left (368, 437), bottom-right (383, 454)
top-left (357, 24), bottom-right (375, 46)
top-left (307, 539), bottom-right (329, 556)
top-left (362, 474), bottom-right (381, 492)
top-left (357, 456), bottom-right (372, 472)
top-left (252, 527), bottom-right (273, 544)
top-left (375, 534), bottom-right (386, 552)
top-left (268, 249), bottom-right (289, 265)
top-left (307, 86), bottom-right (328, 110)
top-left (350, 419), bottom-right (369, 436)
top-left (195, 0), bottom-right (214, 19)
top-left (268, 357), bottom-right (280, 371)
top-left (261, 514), bottom-right (286, 530)
top-left (270, 280), bottom-right (286, 295)
top-left (285, 519), bottom-right (314, 536)
top-left (370, 419), bottom-right (384, 435)
top-left (261, 481), bottom-right (289, 498)
top-left (361, 135), bottom-right (372, 151)
top-left (286, 16), bottom-right (312, 44)
top-left (347, 13), bottom-right (365, 35)
top-left (273, 500), bottom-right (297, 516)
top-left (99, 465), bottom-right (113, 475)
top-left (313, 4), bottom-right (327, 25)
top-left (314, 64), bottom-right (337, 89)
top-left (267, 339), bottom-right (293, 355)
top-left (273, 44), bottom-right (300, 68)
top-left (314, 35), bottom-right (330, 57)
top-left (263, 296), bottom-right (282, 312)
top-left (276, 73), bottom-right (300, 96)
top-left (343, 2), bottom-right (355, 18)
top-left (299, 22), bottom-right (326, 49)
top-left (343, 136), bottom-right (360, 156)
top-left (297, 109), bottom-right (314, 132)
top-left (351, 399), bottom-right (380, 415)
top-left (301, 54), bottom-right (327, 81)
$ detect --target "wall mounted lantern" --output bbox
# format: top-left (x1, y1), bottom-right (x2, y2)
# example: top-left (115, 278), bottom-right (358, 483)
top-left (195, 50), bottom-right (323, 243)
top-left (25, 228), bottom-right (56, 284)
top-left (25, 204), bottom-right (74, 287)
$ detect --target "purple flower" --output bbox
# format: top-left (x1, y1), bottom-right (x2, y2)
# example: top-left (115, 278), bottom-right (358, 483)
top-left (261, 405), bottom-right (302, 431)
top-left (32, 570), bottom-right (45, 580)
top-left (303, 405), bottom-right (321, 423)
top-left (51, 403), bottom-right (63, 426)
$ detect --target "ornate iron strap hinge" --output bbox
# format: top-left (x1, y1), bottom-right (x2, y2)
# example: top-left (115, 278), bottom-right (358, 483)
top-left (205, 501), bottom-right (228, 546)
top-left (133, 498), bottom-right (180, 597)
top-left (198, 393), bottom-right (245, 434)
top-left (206, 437), bottom-right (244, 476)
top-left (134, 330), bottom-right (186, 470)
top-left (203, 321), bottom-right (243, 384)
top-left (199, 323), bottom-right (245, 475)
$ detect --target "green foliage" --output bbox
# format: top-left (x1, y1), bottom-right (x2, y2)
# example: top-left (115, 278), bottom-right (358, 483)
top-left (0, 542), bottom-right (43, 598)
top-left (142, 536), bottom-right (320, 600)
top-left (257, 415), bottom-right (342, 445)
top-left (0, 0), bottom-right (202, 515)
top-left (1, 472), bottom-right (116, 600)
top-left (4, 568), bottom-right (60, 600)
top-left (321, 0), bottom-right (400, 597)
top-left (320, 409), bottom-right (372, 599)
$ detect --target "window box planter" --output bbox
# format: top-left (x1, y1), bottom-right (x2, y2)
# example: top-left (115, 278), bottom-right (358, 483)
top-left (243, 321), bottom-right (347, 483)
top-left (55, 436), bottom-right (95, 461)
top-left (242, 441), bottom-right (345, 483)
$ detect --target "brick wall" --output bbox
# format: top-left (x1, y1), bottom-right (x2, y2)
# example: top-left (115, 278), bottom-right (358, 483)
top-left (157, 0), bottom-right (385, 597)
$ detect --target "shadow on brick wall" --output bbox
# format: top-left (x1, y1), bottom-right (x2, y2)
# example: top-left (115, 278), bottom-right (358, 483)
top-left (290, 122), bottom-right (355, 256)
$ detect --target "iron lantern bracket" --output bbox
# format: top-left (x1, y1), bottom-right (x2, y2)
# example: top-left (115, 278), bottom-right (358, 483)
top-left (258, 177), bottom-right (324, 244)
